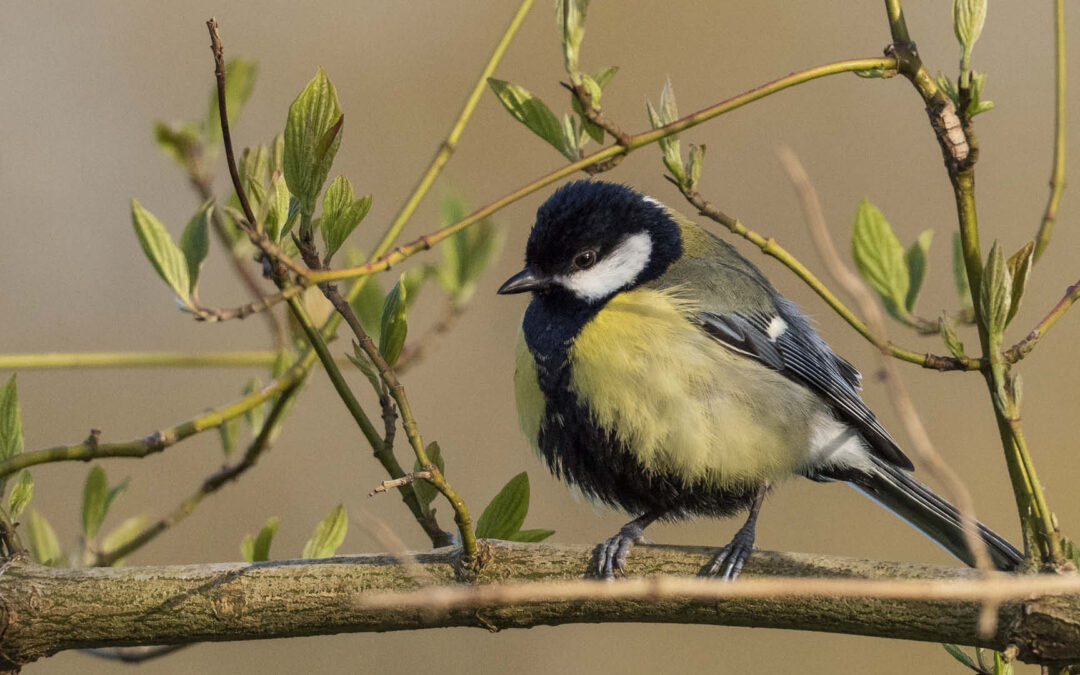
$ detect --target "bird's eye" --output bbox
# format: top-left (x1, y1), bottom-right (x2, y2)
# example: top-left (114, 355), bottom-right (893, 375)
top-left (573, 250), bottom-right (597, 269)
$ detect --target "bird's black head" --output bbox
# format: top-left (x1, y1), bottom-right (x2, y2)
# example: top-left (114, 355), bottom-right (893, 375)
top-left (497, 181), bottom-right (683, 304)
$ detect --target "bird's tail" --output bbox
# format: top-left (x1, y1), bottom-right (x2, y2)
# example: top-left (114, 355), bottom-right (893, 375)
top-left (847, 456), bottom-right (1023, 571)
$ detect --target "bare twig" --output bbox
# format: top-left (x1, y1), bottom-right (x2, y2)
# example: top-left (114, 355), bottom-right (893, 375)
top-left (369, 471), bottom-right (431, 497)
top-left (354, 509), bottom-right (436, 586)
top-left (1002, 279), bottom-right (1080, 364)
top-left (1034, 0), bottom-right (1067, 262)
top-left (777, 147), bottom-right (998, 633)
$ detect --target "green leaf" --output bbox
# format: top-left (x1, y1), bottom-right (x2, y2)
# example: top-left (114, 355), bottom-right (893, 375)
top-left (687, 144), bottom-right (705, 192)
top-left (966, 71), bottom-right (995, 117)
top-left (264, 173), bottom-right (291, 242)
top-left (218, 417), bottom-right (239, 457)
top-left (509, 528), bottom-right (555, 543)
top-left (100, 514), bottom-right (148, 565)
top-left (284, 68), bottom-right (344, 216)
top-left (320, 176), bottom-right (373, 263)
top-left (940, 312), bottom-right (966, 359)
top-left (476, 472), bottom-right (530, 540)
top-left (180, 202), bottom-right (212, 295)
top-left (8, 471), bottom-right (33, 518)
top-left (992, 651), bottom-right (1013, 675)
top-left (131, 199), bottom-right (191, 305)
top-left (592, 65), bottom-right (619, 89)
top-left (488, 79), bottom-right (576, 161)
top-left (904, 229), bottom-right (933, 312)
top-left (1062, 536), bottom-right (1080, 569)
top-left (571, 76), bottom-right (605, 145)
top-left (153, 120), bottom-right (201, 166)
top-left (952, 232), bottom-right (974, 312)
top-left (942, 644), bottom-right (977, 670)
top-left (379, 278), bottom-right (409, 367)
top-left (81, 465), bottom-right (109, 539)
top-left (980, 240), bottom-right (1012, 340)
top-left (953, 0), bottom-right (987, 52)
top-left (1005, 241), bottom-right (1034, 326)
top-left (556, 0), bottom-right (590, 74)
top-left (647, 79), bottom-right (684, 183)
top-left (851, 200), bottom-right (909, 319)
top-left (302, 504), bottom-right (347, 558)
top-left (0, 375), bottom-right (24, 494)
top-left (270, 132), bottom-right (285, 176)
top-left (239, 144), bottom-right (270, 215)
top-left (243, 516), bottom-right (278, 562)
top-left (242, 378), bottom-right (265, 433)
top-left (26, 510), bottom-right (62, 566)
top-left (412, 442), bottom-right (445, 507)
top-left (347, 341), bottom-right (382, 394)
top-left (206, 58), bottom-right (257, 146)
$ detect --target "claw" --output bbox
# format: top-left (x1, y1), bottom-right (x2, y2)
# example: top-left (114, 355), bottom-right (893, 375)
top-left (699, 483), bottom-right (767, 581)
top-left (592, 512), bottom-right (660, 580)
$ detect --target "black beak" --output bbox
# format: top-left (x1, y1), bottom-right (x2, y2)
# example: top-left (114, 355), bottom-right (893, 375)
top-left (497, 268), bottom-right (550, 295)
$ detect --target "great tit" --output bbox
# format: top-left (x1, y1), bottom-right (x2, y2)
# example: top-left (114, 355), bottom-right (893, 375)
top-left (498, 180), bottom-right (1022, 580)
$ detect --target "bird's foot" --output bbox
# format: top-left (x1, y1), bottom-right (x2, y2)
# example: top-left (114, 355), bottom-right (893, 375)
top-left (593, 521), bottom-right (652, 580)
top-left (699, 522), bottom-right (756, 581)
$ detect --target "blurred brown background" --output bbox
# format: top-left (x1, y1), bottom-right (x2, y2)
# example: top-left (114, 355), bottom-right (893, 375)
top-left (1, 1), bottom-right (1077, 673)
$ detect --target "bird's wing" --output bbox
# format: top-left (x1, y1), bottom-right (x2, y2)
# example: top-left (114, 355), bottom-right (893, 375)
top-left (696, 306), bottom-right (912, 470)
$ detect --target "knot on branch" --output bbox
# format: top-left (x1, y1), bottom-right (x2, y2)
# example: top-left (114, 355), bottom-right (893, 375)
top-left (926, 99), bottom-right (971, 169)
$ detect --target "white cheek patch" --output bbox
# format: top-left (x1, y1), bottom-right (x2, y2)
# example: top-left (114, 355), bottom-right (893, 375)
top-left (556, 232), bottom-right (653, 302)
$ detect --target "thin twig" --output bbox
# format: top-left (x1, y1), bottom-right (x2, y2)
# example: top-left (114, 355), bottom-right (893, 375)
top-left (93, 379), bottom-right (303, 566)
top-left (1002, 279), bottom-right (1080, 364)
top-left (369, 471), bottom-right (431, 497)
top-left (1034, 0), bottom-right (1067, 262)
top-left (0, 350), bottom-right (332, 370)
top-left (777, 147), bottom-right (998, 634)
top-left (354, 509), bottom-right (437, 587)
top-left (395, 304), bottom-right (464, 374)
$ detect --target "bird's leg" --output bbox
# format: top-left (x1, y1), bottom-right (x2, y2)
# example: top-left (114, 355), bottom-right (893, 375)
top-left (594, 510), bottom-right (662, 580)
top-left (701, 483), bottom-right (768, 581)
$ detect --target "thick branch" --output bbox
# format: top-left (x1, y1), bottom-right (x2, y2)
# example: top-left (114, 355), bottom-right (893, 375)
top-left (1, 543), bottom-right (1078, 668)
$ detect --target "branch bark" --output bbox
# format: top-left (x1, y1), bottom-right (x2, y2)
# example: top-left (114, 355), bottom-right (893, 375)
top-left (1, 542), bottom-right (1078, 669)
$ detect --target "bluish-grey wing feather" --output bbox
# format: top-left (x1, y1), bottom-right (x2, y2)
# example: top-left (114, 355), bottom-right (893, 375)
top-left (697, 303), bottom-right (912, 470)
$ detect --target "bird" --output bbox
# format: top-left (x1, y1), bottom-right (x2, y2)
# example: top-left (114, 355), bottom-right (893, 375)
top-left (497, 179), bottom-right (1023, 580)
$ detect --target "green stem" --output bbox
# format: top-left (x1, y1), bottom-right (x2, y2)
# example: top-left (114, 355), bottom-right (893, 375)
top-left (1034, 0), bottom-right (1067, 262)
top-left (309, 56), bottom-right (896, 286)
top-left (0, 351), bottom-right (304, 370)
top-left (0, 362), bottom-right (307, 482)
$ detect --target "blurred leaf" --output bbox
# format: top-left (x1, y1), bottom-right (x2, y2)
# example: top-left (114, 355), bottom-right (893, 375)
top-left (0, 374), bottom-right (24, 494)
top-left (1005, 241), bottom-right (1034, 326)
top-left (379, 278), bottom-right (409, 367)
top-left (992, 651), bottom-right (1013, 675)
top-left (475, 472), bottom-right (530, 540)
top-left (592, 65), bottom-right (618, 89)
top-left (437, 193), bottom-right (503, 305)
top-left (348, 341), bottom-right (382, 394)
top-left (153, 120), bottom-right (201, 167)
top-left (131, 199), bottom-right (191, 305)
top-left (270, 132), bottom-right (285, 176)
top-left (647, 79), bottom-right (684, 183)
top-left (509, 528), bottom-right (555, 543)
top-left (967, 71), bottom-right (995, 116)
top-left (687, 144), bottom-right (705, 191)
top-left (302, 504), bottom-right (347, 558)
top-left (264, 173), bottom-right (291, 242)
top-left (942, 644), bottom-right (977, 670)
top-left (487, 79), bottom-right (576, 161)
top-left (101, 514), bottom-right (149, 566)
top-left (239, 144), bottom-right (270, 215)
top-left (243, 516), bottom-right (279, 562)
top-left (206, 58), bottom-right (258, 146)
top-left (180, 202), bottom-right (212, 295)
top-left (1062, 536), bottom-right (1080, 569)
top-left (284, 68), bottom-right (343, 216)
top-left (556, 0), bottom-right (590, 74)
top-left (980, 240), bottom-right (1012, 340)
top-left (412, 442), bottom-right (445, 507)
top-left (271, 349), bottom-right (296, 381)
top-left (940, 312), bottom-right (966, 359)
top-left (218, 417), bottom-right (239, 457)
top-left (242, 378), bottom-right (265, 433)
top-left (26, 510), bottom-right (62, 566)
top-left (321, 176), bottom-right (373, 263)
top-left (952, 232), bottom-right (975, 313)
top-left (8, 471), bottom-right (33, 518)
top-left (851, 200), bottom-right (909, 320)
top-left (81, 465), bottom-right (109, 539)
top-left (904, 229), bottom-right (933, 311)
top-left (935, 72), bottom-right (960, 107)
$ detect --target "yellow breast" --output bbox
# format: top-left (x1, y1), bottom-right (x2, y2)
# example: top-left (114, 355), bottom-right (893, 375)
top-left (566, 287), bottom-right (816, 487)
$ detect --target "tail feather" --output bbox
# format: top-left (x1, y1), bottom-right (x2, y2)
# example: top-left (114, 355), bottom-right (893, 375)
top-left (847, 456), bottom-right (1023, 571)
